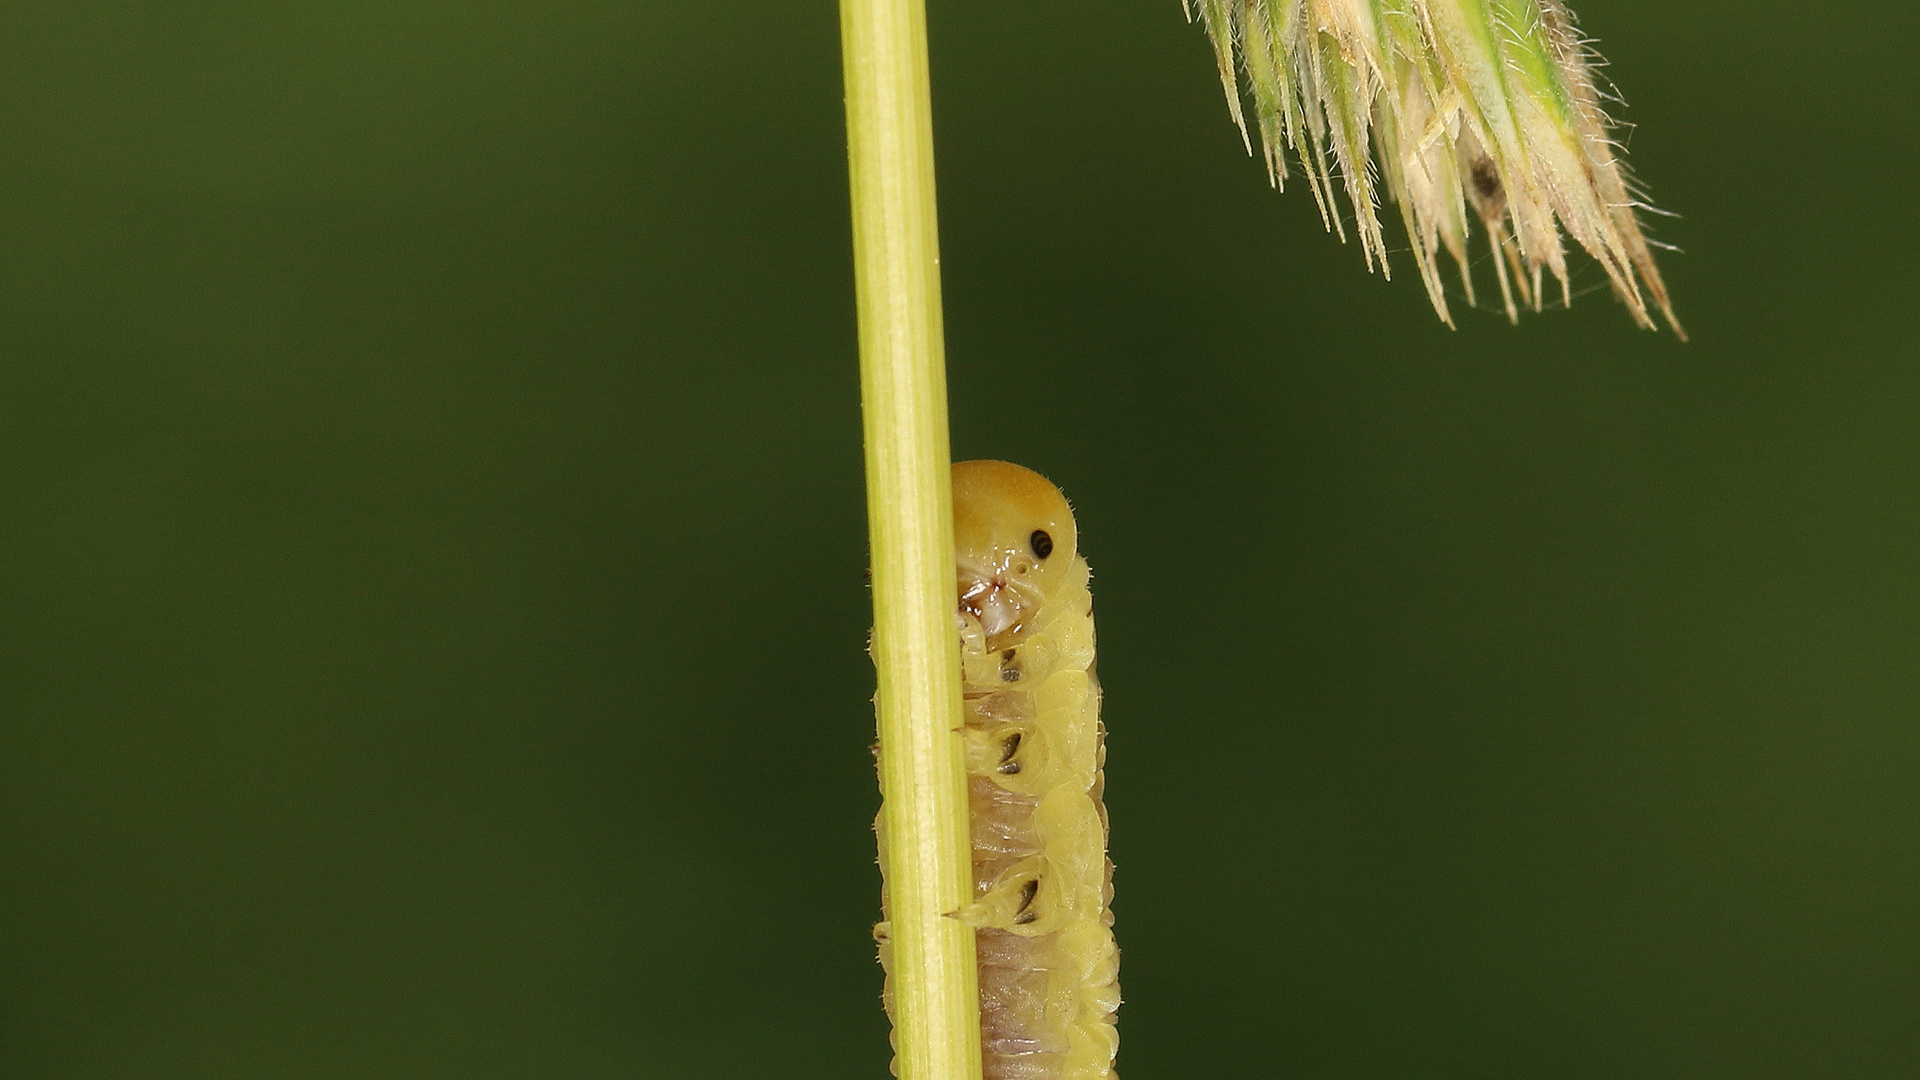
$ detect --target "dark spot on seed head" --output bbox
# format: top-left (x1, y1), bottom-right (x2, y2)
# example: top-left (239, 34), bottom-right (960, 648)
top-left (1029, 530), bottom-right (1053, 560)
top-left (1468, 159), bottom-right (1506, 214)
top-left (999, 732), bottom-right (1022, 762)
top-left (1470, 160), bottom-right (1500, 199)
top-left (998, 761), bottom-right (1021, 774)
top-left (1017, 878), bottom-right (1039, 912)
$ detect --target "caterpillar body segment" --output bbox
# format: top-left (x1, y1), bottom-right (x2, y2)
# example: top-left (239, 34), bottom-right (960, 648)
top-left (878, 460), bottom-right (1119, 1080)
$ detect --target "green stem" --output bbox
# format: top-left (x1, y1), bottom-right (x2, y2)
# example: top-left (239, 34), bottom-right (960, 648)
top-left (839, 2), bottom-right (981, 1080)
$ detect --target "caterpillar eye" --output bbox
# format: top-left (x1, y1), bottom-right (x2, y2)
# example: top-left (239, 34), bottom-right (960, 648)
top-left (1029, 530), bottom-right (1054, 560)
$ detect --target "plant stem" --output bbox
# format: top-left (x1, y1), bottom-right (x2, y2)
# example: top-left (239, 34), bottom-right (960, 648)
top-left (839, 2), bottom-right (981, 1080)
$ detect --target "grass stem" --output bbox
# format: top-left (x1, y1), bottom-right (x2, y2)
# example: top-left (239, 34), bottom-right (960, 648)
top-left (839, 1), bottom-right (982, 1078)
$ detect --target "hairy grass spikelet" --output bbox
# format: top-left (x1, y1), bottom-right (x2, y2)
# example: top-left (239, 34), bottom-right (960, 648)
top-left (1189, 0), bottom-right (1682, 335)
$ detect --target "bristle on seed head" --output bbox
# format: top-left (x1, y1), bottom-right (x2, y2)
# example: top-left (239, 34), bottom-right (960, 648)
top-left (1187, 0), bottom-right (1682, 336)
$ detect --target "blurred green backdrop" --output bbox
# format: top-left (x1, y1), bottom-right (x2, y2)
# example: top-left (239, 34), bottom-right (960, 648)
top-left (2, 1), bottom-right (1916, 1076)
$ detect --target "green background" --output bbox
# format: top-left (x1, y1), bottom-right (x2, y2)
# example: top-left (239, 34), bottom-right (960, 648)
top-left (3, 1), bottom-right (1915, 1076)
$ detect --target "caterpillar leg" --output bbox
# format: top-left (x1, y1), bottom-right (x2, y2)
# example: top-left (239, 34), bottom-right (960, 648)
top-left (952, 857), bottom-right (1049, 931)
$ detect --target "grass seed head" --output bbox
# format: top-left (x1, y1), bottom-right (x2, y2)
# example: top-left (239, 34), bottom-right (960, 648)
top-left (1188, 0), bottom-right (1681, 335)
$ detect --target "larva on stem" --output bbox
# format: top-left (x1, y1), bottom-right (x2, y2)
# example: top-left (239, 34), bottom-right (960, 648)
top-left (877, 460), bottom-right (1119, 1080)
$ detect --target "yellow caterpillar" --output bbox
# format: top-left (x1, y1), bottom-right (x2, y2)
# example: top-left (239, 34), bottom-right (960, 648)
top-left (877, 460), bottom-right (1119, 1080)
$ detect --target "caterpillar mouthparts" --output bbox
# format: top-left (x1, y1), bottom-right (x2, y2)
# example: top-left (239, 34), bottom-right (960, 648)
top-left (877, 460), bottom-right (1119, 1080)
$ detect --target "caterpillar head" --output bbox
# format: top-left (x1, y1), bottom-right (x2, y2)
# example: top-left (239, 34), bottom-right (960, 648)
top-left (952, 460), bottom-right (1078, 642)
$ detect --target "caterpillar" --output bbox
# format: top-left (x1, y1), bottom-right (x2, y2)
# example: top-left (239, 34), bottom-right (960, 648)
top-left (876, 460), bottom-right (1119, 1080)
